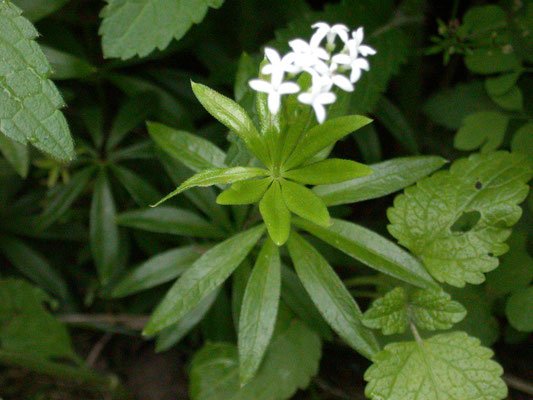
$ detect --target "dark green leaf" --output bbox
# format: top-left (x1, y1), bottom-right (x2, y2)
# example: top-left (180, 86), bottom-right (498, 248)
top-left (0, 132), bottom-right (29, 177)
top-left (111, 165), bottom-right (161, 207)
top-left (40, 45), bottom-right (95, 80)
top-left (374, 97), bottom-right (419, 154)
top-left (455, 111), bottom-right (509, 153)
top-left (506, 286), bottom-right (533, 332)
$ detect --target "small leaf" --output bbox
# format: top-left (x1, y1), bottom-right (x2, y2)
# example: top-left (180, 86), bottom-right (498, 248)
top-left (364, 332), bottom-right (507, 400)
top-left (40, 45), bottom-right (96, 80)
top-left (362, 287), bottom-right (408, 335)
top-left (0, 132), bottom-right (29, 177)
top-left (116, 206), bottom-right (224, 239)
top-left (239, 238), bottom-right (281, 385)
top-left (259, 181), bottom-right (290, 246)
top-left (489, 86), bottom-right (523, 111)
top-left (285, 159), bottom-right (372, 185)
top-left (287, 232), bottom-right (379, 359)
top-left (281, 179), bottom-right (330, 227)
top-left (485, 72), bottom-right (520, 97)
top-left (217, 178), bottom-right (271, 205)
top-left (314, 156), bottom-right (447, 206)
top-left (283, 115), bottom-right (372, 170)
top-left (148, 121), bottom-right (227, 171)
top-left (465, 48), bottom-right (521, 74)
top-left (143, 224), bottom-right (265, 335)
top-left (191, 82), bottom-right (270, 166)
top-left (506, 286), bottom-right (533, 332)
top-left (410, 289), bottom-right (466, 330)
top-left (455, 112), bottom-right (509, 152)
top-left (511, 122), bottom-right (533, 161)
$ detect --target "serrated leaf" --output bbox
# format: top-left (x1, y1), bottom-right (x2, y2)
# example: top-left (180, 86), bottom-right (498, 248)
top-left (281, 179), bottom-right (330, 227)
top-left (314, 156), bottom-right (447, 206)
top-left (285, 159), bottom-right (372, 185)
top-left (190, 315), bottom-right (321, 400)
top-left (287, 232), bottom-right (379, 359)
top-left (259, 181), bottom-right (290, 246)
top-left (388, 151), bottom-right (533, 286)
top-left (362, 287), bottom-right (408, 335)
top-left (143, 224), bottom-right (265, 335)
top-left (455, 112), bottom-right (509, 152)
top-left (410, 289), bottom-right (466, 331)
top-left (99, 0), bottom-right (224, 59)
top-left (217, 178), bottom-right (271, 205)
top-left (364, 332), bottom-right (507, 400)
top-left (506, 286), bottom-right (533, 332)
top-left (0, 1), bottom-right (74, 161)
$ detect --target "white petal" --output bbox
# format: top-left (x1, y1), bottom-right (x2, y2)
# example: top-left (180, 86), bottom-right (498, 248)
top-left (332, 53), bottom-right (352, 65)
top-left (264, 48), bottom-right (281, 64)
top-left (249, 79), bottom-right (272, 93)
top-left (332, 74), bottom-right (354, 92)
top-left (310, 30), bottom-right (328, 48)
top-left (261, 64), bottom-right (273, 75)
top-left (315, 47), bottom-right (330, 60)
top-left (312, 22), bottom-right (330, 30)
top-left (279, 81), bottom-right (300, 94)
top-left (359, 45), bottom-right (376, 56)
top-left (289, 39), bottom-right (310, 53)
top-left (313, 104), bottom-right (326, 124)
top-left (353, 58), bottom-right (370, 71)
top-left (350, 67), bottom-right (362, 83)
top-left (317, 92), bottom-right (336, 105)
top-left (353, 27), bottom-right (364, 45)
top-left (298, 92), bottom-right (314, 105)
top-left (268, 92), bottom-right (281, 114)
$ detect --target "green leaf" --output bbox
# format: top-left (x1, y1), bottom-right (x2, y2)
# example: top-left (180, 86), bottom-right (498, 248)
top-left (283, 115), bottom-right (372, 170)
top-left (0, 1), bottom-right (74, 161)
top-left (489, 86), bottom-right (523, 111)
top-left (190, 314), bottom-right (321, 400)
top-left (388, 151), bottom-right (533, 286)
top-left (364, 332), bottom-right (507, 400)
top-left (485, 72), bottom-right (521, 97)
top-left (90, 171), bottom-right (120, 285)
top-left (293, 218), bottom-right (436, 289)
top-left (461, 5), bottom-right (507, 36)
top-left (10, 0), bottom-right (68, 21)
top-left (353, 124), bottom-right (382, 164)
top-left (280, 179), bottom-right (330, 227)
top-left (362, 287), bottom-right (408, 335)
top-left (153, 166), bottom-right (269, 207)
top-left (259, 181), bottom-right (290, 246)
top-left (374, 97), bottom-right (419, 154)
top-left (143, 224), bottom-right (265, 335)
top-left (99, 0), bottom-right (224, 59)
top-left (238, 238), bottom-right (280, 385)
top-left (110, 165), bottom-right (161, 207)
top-left (455, 112), bottom-right (509, 152)
top-left (116, 206), bottom-right (224, 239)
top-left (111, 245), bottom-right (203, 297)
top-left (0, 279), bottom-right (76, 361)
top-left (191, 82), bottom-right (270, 166)
top-left (410, 289), bottom-right (466, 331)
top-left (40, 45), bottom-right (95, 80)
top-left (465, 48), bottom-right (521, 75)
top-left (217, 178), bottom-right (271, 205)
top-left (287, 232), bottom-right (379, 359)
top-left (285, 159), bottom-right (372, 185)
top-left (148, 121), bottom-right (227, 172)
top-left (511, 122), bottom-right (533, 161)
top-left (0, 132), bottom-right (29, 177)
top-left (506, 286), bottom-right (533, 332)
top-left (314, 156), bottom-right (447, 206)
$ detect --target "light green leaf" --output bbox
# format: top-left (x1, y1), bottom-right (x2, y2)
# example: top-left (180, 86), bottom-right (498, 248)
top-left (455, 112), bottom-right (509, 152)
top-left (191, 82), bottom-right (270, 166)
top-left (281, 179), bottom-right (330, 227)
top-left (148, 121), bottom-right (227, 172)
top-left (285, 159), bottom-right (372, 185)
top-left (283, 115), bottom-right (372, 170)
top-left (506, 286), bottom-right (533, 332)
top-left (0, 132), bottom-right (29, 177)
top-left (110, 165), bottom-right (161, 207)
top-left (293, 218), bottom-right (436, 289)
top-left (217, 178), bottom-right (271, 205)
top-left (388, 151), bottom-right (533, 286)
top-left (190, 314), bottom-right (321, 400)
top-left (153, 166), bottom-right (269, 207)
top-left (259, 181), bottom-right (290, 246)
top-left (364, 332), bottom-right (507, 400)
top-left (410, 289), bottom-right (466, 331)
top-left (287, 232), bottom-right (379, 359)
top-left (239, 238), bottom-right (280, 385)
top-left (0, 1), bottom-right (74, 161)
top-left (99, 0), bottom-right (224, 59)
top-left (314, 156), bottom-right (447, 206)
top-left (511, 122), bottom-right (533, 161)
top-left (90, 171), bottom-right (120, 285)
top-left (111, 246), bottom-right (203, 298)
top-left (40, 45), bottom-right (95, 80)
top-left (362, 287), bottom-right (408, 335)
top-left (116, 206), bottom-right (224, 239)
top-left (465, 48), bottom-right (521, 74)
top-left (143, 224), bottom-right (265, 335)
top-left (10, 0), bottom-right (68, 21)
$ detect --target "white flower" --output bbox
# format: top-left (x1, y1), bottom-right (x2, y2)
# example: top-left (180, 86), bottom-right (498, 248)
top-left (298, 73), bottom-right (336, 123)
top-left (310, 22), bottom-right (349, 48)
top-left (249, 77), bottom-right (299, 115)
top-left (332, 39), bottom-right (371, 83)
top-left (313, 62), bottom-right (354, 92)
top-left (287, 38), bottom-right (330, 71)
top-left (260, 47), bottom-right (299, 83)
top-left (350, 27), bottom-right (376, 57)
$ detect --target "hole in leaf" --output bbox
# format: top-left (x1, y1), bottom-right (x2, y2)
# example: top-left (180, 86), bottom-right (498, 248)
top-left (451, 210), bottom-right (481, 233)
top-left (475, 181), bottom-right (483, 190)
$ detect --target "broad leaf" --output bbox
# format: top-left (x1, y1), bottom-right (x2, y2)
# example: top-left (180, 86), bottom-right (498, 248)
top-left (0, 1), bottom-right (74, 161)
top-left (99, 0), bottom-right (224, 59)
top-left (388, 151), bottom-right (532, 286)
top-left (410, 289), bottom-right (466, 331)
top-left (217, 178), bottom-right (271, 205)
top-left (259, 181), bottom-right (290, 246)
top-left (285, 159), bottom-right (372, 185)
top-left (511, 122), bottom-right (533, 161)
top-left (485, 72), bottom-right (520, 97)
top-left (143, 224), bottom-right (265, 335)
top-left (293, 218), bottom-right (436, 289)
top-left (281, 179), bottom-right (330, 227)
top-left (314, 156), bottom-right (447, 206)
top-left (506, 286), bottom-right (533, 332)
top-left (465, 48), bottom-right (521, 74)
top-left (287, 232), bottom-right (379, 359)
top-left (362, 287), bottom-right (408, 335)
top-left (365, 332), bottom-right (507, 400)
top-left (455, 112), bottom-right (509, 153)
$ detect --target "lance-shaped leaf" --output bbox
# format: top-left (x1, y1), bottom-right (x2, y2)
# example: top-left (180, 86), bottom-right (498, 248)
top-left (285, 159), bottom-right (372, 185)
top-left (388, 151), bottom-right (533, 287)
top-left (281, 179), bottom-right (330, 227)
top-left (287, 232), bottom-right (379, 359)
top-left (111, 165), bottom-right (161, 207)
top-left (314, 156), bottom-right (447, 206)
top-left (0, 1), bottom-right (74, 161)
top-left (191, 82), bottom-right (270, 166)
top-left (40, 45), bottom-right (96, 80)
top-left (283, 115), bottom-right (372, 170)
top-left (143, 224), bottom-right (265, 335)
top-left (293, 218), bottom-right (436, 289)
top-left (148, 121), bottom-right (227, 172)
top-left (364, 332), bottom-right (507, 400)
top-left (0, 132), bottom-right (29, 177)
top-left (239, 238), bottom-right (281, 385)
top-left (153, 167), bottom-right (269, 207)
top-left (259, 181), bottom-right (290, 246)
top-left (217, 178), bottom-right (271, 205)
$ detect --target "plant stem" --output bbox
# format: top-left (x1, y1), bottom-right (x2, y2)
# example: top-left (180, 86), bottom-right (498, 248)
top-left (59, 314), bottom-right (149, 330)
top-left (504, 374), bottom-right (533, 397)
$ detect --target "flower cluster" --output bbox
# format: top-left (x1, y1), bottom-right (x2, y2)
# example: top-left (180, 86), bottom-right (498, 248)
top-left (249, 22), bottom-right (376, 124)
